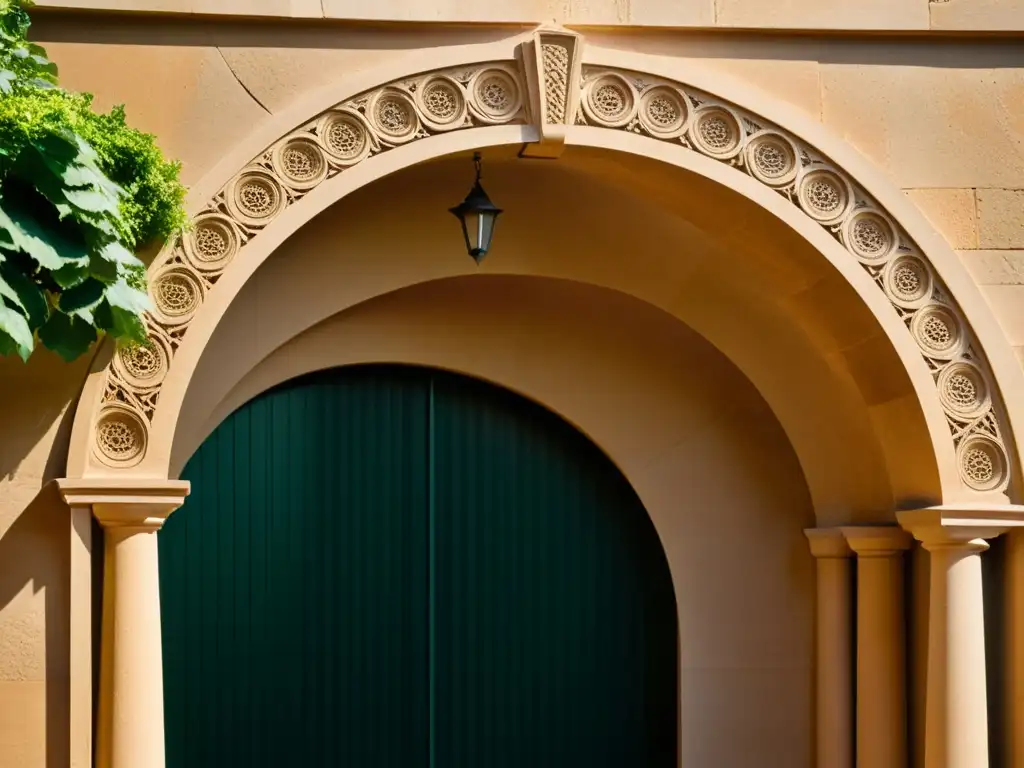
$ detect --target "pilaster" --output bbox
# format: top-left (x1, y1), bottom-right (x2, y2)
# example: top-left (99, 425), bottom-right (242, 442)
top-left (58, 479), bottom-right (190, 768)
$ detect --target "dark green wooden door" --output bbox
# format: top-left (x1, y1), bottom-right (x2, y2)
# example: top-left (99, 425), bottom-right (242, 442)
top-left (160, 366), bottom-right (677, 768)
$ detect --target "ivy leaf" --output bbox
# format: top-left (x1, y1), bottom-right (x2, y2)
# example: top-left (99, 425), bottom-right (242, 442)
top-left (64, 186), bottom-right (120, 217)
top-left (10, 143), bottom-right (76, 217)
top-left (98, 240), bottom-right (144, 269)
top-left (50, 262), bottom-right (89, 289)
top-left (26, 133), bottom-right (115, 208)
top-left (30, 130), bottom-right (82, 166)
top-left (0, 303), bottom-right (34, 361)
top-left (0, 273), bottom-right (22, 311)
top-left (38, 310), bottom-right (98, 361)
top-left (104, 276), bottom-right (151, 315)
top-left (89, 251), bottom-right (119, 283)
top-left (58, 276), bottom-right (106, 319)
top-left (61, 161), bottom-right (116, 191)
top-left (95, 278), bottom-right (150, 343)
top-left (26, 44), bottom-right (57, 77)
top-left (0, 198), bottom-right (89, 270)
top-left (94, 300), bottom-right (146, 344)
top-left (40, 138), bottom-right (123, 201)
top-left (0, 262), bottom-right (49, 329)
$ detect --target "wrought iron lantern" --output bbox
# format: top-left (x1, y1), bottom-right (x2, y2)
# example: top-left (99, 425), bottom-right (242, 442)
top-left (449, 152), bottom-right (502, 264)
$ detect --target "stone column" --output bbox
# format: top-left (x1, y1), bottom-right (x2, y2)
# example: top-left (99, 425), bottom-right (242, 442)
top-left (898, 508), bottom-right (1012, 768)
top-left (805, 528), bottom-right (854, 768)
top-left (59, 480), bottom-right (190, 768)
top-left (842, 526), bottom-right (912, 768)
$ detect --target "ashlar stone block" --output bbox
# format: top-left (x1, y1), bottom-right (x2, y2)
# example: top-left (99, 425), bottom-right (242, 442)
top-left (978, 189), bottom-right (1024, 249)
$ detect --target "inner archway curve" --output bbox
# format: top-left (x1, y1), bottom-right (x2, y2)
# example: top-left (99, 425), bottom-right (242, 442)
top-left (165, 147), bottom-right (943, 523)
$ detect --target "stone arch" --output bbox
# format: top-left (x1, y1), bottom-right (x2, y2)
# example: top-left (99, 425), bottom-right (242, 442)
top-left (66, 28), bottom-right (1024, 504)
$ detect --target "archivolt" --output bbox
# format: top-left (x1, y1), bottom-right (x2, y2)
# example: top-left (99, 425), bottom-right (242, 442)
top-left (81, 29), bottom-right (1014, 495)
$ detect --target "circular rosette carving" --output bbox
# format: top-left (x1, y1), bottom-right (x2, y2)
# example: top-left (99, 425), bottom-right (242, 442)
top-left (883, 254), bottom-right (933, 309)
top-left (113, 334), bottom-right (171, 391)
top-left (366, 88), bottom-right (420, 143)
top-left (581, 74), bottom-right (638, 129)
top-left (841, 209), bottom-right (900, 264)
top-left (317, 109), bottom-right (374, 166)
top-left (957, 435), bottom-right (1008, 492)
top-left (271, 135), bottom-right (329, 191)
top-left (938, 362), bottom-right (991, 421)
top-left (637, 85), bottom-right (690, 139)
top-left (796, 167), bottom-right (854, 226)
top-left (150, 265), bottom-right (205, 326)
top-left (414, 75), bottom-right (468, 131)
top-left (687, 105), bottom-right (744, 160)
top-left (183, 214), bottom-right (240, 273)
top-left (744, 130), bottom-right (798, 187)
top-left (93, 404), bottom-right (147, 468)
top-left (467, 67), bottom-right (522, 124)
top-left (911, 304), bottom-right (965, 360)
top-left (226, 169), bottom-right (287, 227)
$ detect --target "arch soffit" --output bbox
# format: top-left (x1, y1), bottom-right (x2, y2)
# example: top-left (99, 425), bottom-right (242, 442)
top-left (67, 28), bottom-right (1024, 503)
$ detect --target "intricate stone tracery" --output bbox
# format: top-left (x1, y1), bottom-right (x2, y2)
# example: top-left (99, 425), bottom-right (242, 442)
top-left (745, 131), bottom-right (798, 187)
top-left (574, 63), bottom-right (1010, 492)
top-left (94, 62), bottom-right (527, 470)
top-left (92, 46), bottom-right (1010, 494)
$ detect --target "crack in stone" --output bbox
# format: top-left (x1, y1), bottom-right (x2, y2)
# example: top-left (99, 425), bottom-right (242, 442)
top-left (217, 48), bottom-right (272, 116)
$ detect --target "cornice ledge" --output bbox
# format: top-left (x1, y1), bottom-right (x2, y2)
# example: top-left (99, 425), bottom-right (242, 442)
top-left (897, 503), bottom-right (1024, 546)
top-left (57, 478), bottom-right (190, 529)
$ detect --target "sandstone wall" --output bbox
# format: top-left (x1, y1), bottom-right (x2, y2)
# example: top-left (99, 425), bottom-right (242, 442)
top-left (1, 5), bottom-right (1022, 766)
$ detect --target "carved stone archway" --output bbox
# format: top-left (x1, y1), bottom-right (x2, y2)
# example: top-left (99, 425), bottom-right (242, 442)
top-left (55, 28), bottom-right (1024, 768)
top-left (66, 29), bottom-right (1022, 503)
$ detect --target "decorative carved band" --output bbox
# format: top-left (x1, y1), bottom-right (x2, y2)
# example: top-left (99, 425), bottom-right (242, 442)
top-left (570, 64), bottom-right (1008, 493)
top-left (92, 34), bottom-right (1010, 495)
top-left (95, 61), bottom-right (527, 470)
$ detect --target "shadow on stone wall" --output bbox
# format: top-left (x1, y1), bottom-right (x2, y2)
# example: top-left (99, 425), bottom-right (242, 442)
top-left (0, 349), bottom-right (94, 768)
top-left (0, 482), bottom-right (72, 768)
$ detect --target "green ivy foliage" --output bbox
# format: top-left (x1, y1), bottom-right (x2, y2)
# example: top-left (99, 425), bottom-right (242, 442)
top-left (0, 0), bottom-right (187, 361)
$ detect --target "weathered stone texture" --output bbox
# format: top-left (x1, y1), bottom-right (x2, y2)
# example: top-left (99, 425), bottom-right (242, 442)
top-left (958, 250), bottom-right (1024, 285)
top-left (904, 188), bottom-right (979, 250)
top-left (931, 0), bottom-right (1024, 31)
top-left (45, 44), bottom-right (272, 187)
top-left (716, 0), bottom-right (927, 29)
top-left (821, 66), bottom-right (1024, 189)
top-left (977, 189), bottom-right (1024, 249)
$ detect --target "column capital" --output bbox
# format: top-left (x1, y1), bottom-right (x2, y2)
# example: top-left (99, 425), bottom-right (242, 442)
top-left (805, 527), bottom-right (853, 558)
top-left (57, 478), bottom-right (190, 531)
top-left (897, 505), bottom-right (1024, 551)
top-left (840, 526), bottom-right (912, 557)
